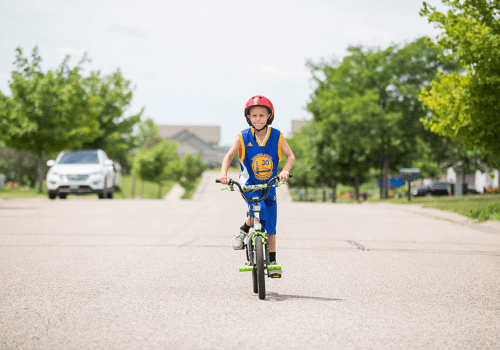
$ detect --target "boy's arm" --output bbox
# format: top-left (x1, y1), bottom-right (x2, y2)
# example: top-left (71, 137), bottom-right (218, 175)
top-left (279, 139), bottom-right (295, 182)
top-left (220, 136), bottom-right (241, 184)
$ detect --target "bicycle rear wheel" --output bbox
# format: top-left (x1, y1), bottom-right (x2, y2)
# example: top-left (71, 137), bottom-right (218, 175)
top-left (255, 235), bottom-right (266, 300)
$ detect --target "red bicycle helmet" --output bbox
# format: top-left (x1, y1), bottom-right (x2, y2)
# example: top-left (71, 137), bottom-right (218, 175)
top-left (244, 95), bottom-right (274, 127)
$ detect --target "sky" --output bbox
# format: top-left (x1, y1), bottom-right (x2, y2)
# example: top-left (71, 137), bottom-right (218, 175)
top-left (0, 0), bottom-right (446, 146)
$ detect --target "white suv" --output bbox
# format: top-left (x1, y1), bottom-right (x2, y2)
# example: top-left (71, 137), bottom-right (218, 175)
top-left (46, 150), bottom-right (116, 199)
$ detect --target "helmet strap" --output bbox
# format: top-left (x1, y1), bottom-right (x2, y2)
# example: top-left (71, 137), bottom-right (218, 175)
top-left (254, 125), bottom-right (268, 132)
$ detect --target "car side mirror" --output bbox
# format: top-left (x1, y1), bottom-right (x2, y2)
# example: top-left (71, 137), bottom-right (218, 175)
top-left (104, 160), bottom-right (114, 166)
top-left (46, 160), bottom-right (55, 167)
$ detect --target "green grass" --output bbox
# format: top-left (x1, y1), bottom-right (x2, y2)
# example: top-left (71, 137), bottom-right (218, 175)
top-left (0, 174), bottom-right (207, 200)
top-left (289, 183), bottom-right (500, 222)
top-left (0, 185), bottom-right (48, 200)
top-left (0, 176), bottom-right (176, 200)
top-left (395, 195), bottom-right (500, 222)
top-left (116, 175), bottom-right (175, 199)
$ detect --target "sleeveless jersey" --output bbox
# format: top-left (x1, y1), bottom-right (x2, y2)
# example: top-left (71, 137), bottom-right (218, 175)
top-left (238, 127), bottom-right (283, 198)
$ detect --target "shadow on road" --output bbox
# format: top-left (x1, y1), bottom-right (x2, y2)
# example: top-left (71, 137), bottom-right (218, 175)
top-left (265, 292), bottom-right (344, 302)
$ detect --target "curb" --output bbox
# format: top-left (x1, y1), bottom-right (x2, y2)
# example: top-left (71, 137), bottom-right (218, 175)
top-left (369, 202), bottom-right (500, 236)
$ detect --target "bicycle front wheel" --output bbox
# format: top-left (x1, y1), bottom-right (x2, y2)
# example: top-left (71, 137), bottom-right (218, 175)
top-left (248, 245), bottom-right (258, 294)
top-left (255, 235), bottom-right (266, 300)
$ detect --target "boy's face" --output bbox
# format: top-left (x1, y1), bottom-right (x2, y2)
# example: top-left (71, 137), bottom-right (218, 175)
top-left (248, 106), bottom-right (270, 130)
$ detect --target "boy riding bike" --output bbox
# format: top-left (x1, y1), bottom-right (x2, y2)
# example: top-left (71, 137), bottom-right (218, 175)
top-left (219, 95), bottom-right (295, 271)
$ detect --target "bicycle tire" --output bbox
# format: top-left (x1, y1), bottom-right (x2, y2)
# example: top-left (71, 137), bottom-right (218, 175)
top-left (248, 245), bottom-right (258, 294)
top-left (252, 264), bottom-right (258, 294)
top-left (255, 235), bottom-right (266, 300)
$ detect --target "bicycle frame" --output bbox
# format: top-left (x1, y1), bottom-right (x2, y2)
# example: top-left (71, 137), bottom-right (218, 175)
top-left (217, 175), bottom-right (289, 275)
top-left (243, 198), bottom-right (269, 269)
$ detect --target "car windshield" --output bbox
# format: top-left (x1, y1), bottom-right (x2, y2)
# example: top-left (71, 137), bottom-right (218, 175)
top-left (58, 151), bottom-right (99, 164)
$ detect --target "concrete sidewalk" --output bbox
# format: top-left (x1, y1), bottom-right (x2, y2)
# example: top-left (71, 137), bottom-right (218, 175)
top-left (369, 202), bottom-right (500, 236)
top-left (163, 183), bottom-right (185, 200)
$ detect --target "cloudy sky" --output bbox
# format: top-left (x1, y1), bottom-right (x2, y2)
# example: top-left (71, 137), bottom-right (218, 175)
top-left (0, 0), bottom-right (446, 145)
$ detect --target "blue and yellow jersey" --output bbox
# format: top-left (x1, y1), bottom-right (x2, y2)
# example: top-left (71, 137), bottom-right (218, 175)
top-left (237, 127), bottom-right (283, 197)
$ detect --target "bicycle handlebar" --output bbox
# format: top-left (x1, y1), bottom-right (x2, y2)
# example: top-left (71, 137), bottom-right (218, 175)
top-left (215, 174), bottom-right (292, 204)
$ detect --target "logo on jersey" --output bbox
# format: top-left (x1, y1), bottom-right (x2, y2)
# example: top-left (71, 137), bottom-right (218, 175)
top-left (252, 153), bottom-right (273, 180)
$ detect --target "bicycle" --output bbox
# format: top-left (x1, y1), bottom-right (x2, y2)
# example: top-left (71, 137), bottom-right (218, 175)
top-left (215, 174), bottom-right (291, 300)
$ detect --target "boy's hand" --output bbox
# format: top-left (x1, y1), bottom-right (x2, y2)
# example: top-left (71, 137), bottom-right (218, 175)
top-left (279, 170), bottom-right (290, 182)
top-left (220, 175), bottom-right (230, 185)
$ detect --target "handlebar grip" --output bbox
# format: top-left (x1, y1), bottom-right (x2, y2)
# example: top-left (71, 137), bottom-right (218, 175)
top-left (215, 179), bottom-right (221, 183)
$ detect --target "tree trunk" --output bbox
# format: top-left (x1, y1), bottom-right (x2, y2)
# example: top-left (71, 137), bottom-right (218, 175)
top-left (379, 147), bottom-right (384, 200)
top-left (322, 188), bottom-right (326, 202)
top-left (332, 184), bottom-right (337, 203)
top-left (38, 155), bottom-right (44, 193)
top-left (355, 173), bottom-right (360, 202)
top-left (384, 154), bottom-right (389, 199)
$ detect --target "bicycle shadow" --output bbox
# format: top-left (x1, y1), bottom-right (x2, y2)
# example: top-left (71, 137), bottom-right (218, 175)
top-left (265, 292), bottom-right (344, 302)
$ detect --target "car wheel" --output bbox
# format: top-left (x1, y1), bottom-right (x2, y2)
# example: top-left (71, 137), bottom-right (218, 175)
top-left (59, 193), bottom-right (67, 199)
top-left (107, 186), bottom-right (114, 199)
top-left (48, 191), bottom-right (57, 200)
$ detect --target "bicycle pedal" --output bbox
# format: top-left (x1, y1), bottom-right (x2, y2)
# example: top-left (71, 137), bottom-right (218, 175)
top-left (239, 266), bottom-right (253, 272)
top-left (267, 264), bottom-right (281, 270)
top-left (269, 272), bottom-right (282, 278)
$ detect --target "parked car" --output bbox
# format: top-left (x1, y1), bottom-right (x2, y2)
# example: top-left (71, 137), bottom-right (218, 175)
top-left (467, 186), bottom-right (481, 195)
top-left (46, 150), bottom-right (115, 200)
top-left (413, 181), bottom-right (453, 197)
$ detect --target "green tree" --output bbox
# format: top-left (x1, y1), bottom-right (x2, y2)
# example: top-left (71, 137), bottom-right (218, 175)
top-left (133, 137), bottom-right (179, 198)
top-left (0, 147), bottom-right (39, 186)
top-left (420, 0), bottom-right (500, 162)
top-left (307, 38), bottom-right (459, 198)
top-left (0, 47), bottom-right (100, 193)
top-left (81, 70), bottom-right (142, 172)
top-left (283, 122), bottom-right (319, 190)
top-left (136, 118), bottom-right (159, 146)
top-left (178, 153), bottom-right (207, 193)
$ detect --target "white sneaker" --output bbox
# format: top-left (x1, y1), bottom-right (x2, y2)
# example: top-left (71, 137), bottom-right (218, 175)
top-left (231, 229), bottom-right (247, 250)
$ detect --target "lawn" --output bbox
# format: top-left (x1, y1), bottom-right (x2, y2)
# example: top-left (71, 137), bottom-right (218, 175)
top-left (0, 175), bottom-right (202, 200)
top-left (288, 185), bottom-right (500, 222)
top-left (115, 175), bottom-right (175, 199)
top-left (0, 186), bottom-right (48, 200)
top-left (390, 194), bottom-right (500, 222)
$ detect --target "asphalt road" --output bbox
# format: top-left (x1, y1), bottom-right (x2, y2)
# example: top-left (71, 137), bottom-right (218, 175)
top-left (1, 171), bottom-right (500, 349)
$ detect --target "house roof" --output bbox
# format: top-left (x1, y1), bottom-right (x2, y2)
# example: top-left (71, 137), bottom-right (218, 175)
top-left (157, 125), bottom-right (220, 144)
top-left (171, 130), bottom-right (220, 152)
top-left (291, 120), bottom-right (308, 133)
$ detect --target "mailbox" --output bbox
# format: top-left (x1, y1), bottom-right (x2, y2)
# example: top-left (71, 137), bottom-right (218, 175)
top-left (399, 169), bottom-right (420, 202)
top-left (399, 168), bottom-right (420, 182)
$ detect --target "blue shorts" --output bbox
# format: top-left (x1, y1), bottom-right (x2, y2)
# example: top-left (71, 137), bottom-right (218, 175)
top-left (245, 193), bottom-right (277, 235)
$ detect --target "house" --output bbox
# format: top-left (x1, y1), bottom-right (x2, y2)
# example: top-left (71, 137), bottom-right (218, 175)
top-left (157, 125), bottom-right (226, 167)
top-left (446, 167), bottom-right (499, 193)
top-left (291, 120), bottom-right (308, 135)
